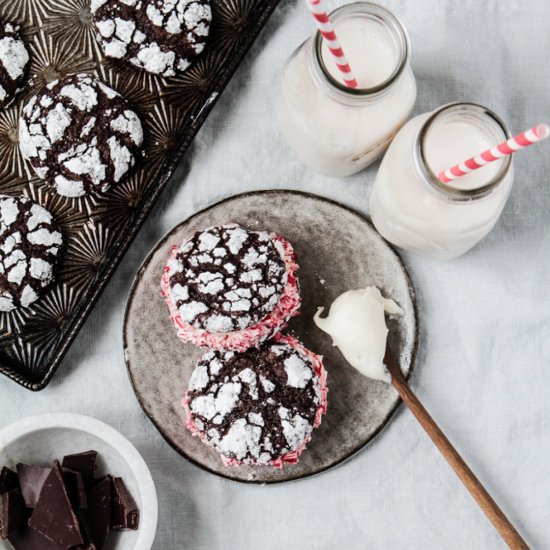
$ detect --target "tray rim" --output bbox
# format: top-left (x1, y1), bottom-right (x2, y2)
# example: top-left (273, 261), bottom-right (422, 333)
top-left (122, 189), bottom-right (420, 485)
top-left (0, 0), bottom-right (283, 391)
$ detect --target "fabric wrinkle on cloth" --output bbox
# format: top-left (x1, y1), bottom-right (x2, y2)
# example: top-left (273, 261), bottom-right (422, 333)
top-left (0, 1), bottom-right (549, 548)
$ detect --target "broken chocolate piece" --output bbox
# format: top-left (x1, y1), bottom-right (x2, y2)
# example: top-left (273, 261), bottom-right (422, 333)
top-left (62, 468), bottom-right (88, 510)
top-left (79, 477), bottom-right (111, 550)
top-left (28, 461), bottom-right (83, 547)
top-left (8, 527), bottom-right (65, 550)
top-left (1, 489), bottom-right (27, 539)
top-left (16, 464), bottom-right (50, 509)
top-left (3, 449), bottom-right (140, 548)
top-left (0, 467), bottom-right (19, 494)
top-left (111, 477), bottom-right (140, 531)
top-left (62, 451), bottom-right (97, 488)
top-left (72, 528), bottom-right (97, 550)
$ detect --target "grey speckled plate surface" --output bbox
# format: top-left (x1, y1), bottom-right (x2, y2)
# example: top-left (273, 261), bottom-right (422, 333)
top-left (123, 190), bottom-right (418, 484)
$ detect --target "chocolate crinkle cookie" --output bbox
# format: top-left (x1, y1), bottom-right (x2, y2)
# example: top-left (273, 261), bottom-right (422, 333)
top-left (162, 224), bottom-right (302, 351)
top-left (91, 0), bottom-right (212, 77)
top-left (0, 194), bottom-right (63, 312)
top-left (0, 21), bottom-right (30, 109)
top-left (184, 335), bottom-right (328, 467)
top-left (18, 73), bottom-right (144, 198)
top-left (167, 225), bottom-right (289, 333)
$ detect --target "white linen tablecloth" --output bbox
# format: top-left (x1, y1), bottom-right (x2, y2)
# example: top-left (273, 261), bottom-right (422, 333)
top-left (1, 1), bottom-right (549, 548)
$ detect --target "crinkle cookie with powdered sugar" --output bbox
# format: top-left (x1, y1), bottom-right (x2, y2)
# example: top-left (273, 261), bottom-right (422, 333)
top-left (18, 73), bottom-right (143, 198)
top-left (0, 21), bottom-right (30, 109)
top-left (91, 0), bottom-right (212, 77)
top-left (161, 224), bottom-right (302, 351)
top-left (0, 195), bottom-right (63, 312)
top-left (183, 334), bottom-right (328, 467)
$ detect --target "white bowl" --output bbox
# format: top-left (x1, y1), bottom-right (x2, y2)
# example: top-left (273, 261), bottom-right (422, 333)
top-left (0, 413), bottom-right (157, 550)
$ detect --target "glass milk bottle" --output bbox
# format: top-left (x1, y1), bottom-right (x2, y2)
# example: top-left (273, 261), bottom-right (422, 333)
top-left (277, 1), bottom-right (416, 177)
top-left (369, 103), bottom-right (515, 260)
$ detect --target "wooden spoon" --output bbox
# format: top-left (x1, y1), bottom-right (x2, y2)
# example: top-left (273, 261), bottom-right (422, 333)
top-left (385, 347), bottom-right (529, 550)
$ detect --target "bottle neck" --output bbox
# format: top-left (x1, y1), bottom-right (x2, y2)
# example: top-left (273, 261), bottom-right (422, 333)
top-left (413, 103), bottom-right (513, 202)
top-left (309, 1), bottom-right (411, 105)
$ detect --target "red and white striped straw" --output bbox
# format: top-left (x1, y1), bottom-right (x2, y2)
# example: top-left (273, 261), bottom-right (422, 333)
top-left (303, 0), bottom-right (359, 89)
top-left (438, 123), bottom-right (550, 183)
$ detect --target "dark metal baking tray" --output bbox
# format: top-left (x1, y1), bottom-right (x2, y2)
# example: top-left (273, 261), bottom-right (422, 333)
top-left (0, 0), bottom-right (281, 390)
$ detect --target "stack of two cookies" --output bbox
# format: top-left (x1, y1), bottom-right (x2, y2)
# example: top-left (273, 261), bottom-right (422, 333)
top-left (161, 225), bottom-right (328, 468)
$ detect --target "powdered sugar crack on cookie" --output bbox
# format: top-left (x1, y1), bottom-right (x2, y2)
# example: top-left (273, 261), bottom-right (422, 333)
top-left (161, 224), bottom-right (301, 351)
top-left (183, 334), bottom-right (328, 467)
top-left (0, 21), bottom-right (30, 109)
top-left (18, 73), bottom-right (144, 198)
top-left (0, 195), bottom-right (63, 312)
top-left (91, 0), bottom-right (212, 77)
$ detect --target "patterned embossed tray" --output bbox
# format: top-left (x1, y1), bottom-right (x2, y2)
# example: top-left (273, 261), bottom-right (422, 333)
top-left (0, 0), bottom-right (281, 390)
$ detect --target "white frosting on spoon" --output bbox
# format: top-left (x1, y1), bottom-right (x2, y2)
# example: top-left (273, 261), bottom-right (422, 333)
top-left (314, 286), bottom-right (402, 382)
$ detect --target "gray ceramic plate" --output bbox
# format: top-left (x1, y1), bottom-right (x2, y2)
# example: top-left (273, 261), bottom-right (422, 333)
top-left (123, 190), bottom-right (418, 484)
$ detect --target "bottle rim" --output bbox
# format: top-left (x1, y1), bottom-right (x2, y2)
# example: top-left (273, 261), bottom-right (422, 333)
top-left (414, 102), bottom-right (513, 202)
top-left (312, 1), bottom-right (411, 98)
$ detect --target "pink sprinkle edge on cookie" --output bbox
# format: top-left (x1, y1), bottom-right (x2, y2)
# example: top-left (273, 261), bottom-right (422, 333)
top-left (160, 234), bottom-right (301, 352)
top-left (182, 332), bottom-right (329, 469)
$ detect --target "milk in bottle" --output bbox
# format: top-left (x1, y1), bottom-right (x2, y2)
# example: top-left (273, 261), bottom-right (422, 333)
top-left (369, 103), bottom-right (515, 260)
top-left (277, 2), bottom-right (416, 177)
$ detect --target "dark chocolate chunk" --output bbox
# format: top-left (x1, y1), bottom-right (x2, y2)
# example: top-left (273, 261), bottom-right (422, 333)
top-left (62, 468), bottom-right (88, 510)
top-left (62, 451), bottom-right (97, 489)
top-left (79, 476), bottom-right (111, 550)
top-left (1, 489), bottom-right (27, 539)
top-left (8, 527), bottom-right (65, 550)
top-left (0, 467), bottom-right (19, 494)
top-left (28, 461), bottom-right (83, 547)
top-left (110, 477), bottom-right (139, 531)
top-left (72, 528), bottom-right (97, 550)
top-left (16, 464), bottom-right (50, 509)
top-left (4, 450), bottom-right (138, 549)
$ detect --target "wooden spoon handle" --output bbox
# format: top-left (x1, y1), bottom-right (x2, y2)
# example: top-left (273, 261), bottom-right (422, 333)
top-left (386, 354), bottom-right (529, 549)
